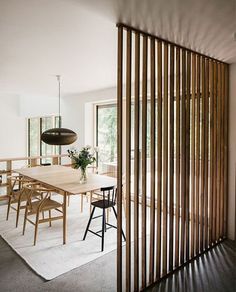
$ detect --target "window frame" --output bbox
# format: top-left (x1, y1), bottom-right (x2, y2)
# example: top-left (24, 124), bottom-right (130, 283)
top-left (95, 102), bottom-right (117, 169)
top-left (27, 116), bottom-right (61, 162)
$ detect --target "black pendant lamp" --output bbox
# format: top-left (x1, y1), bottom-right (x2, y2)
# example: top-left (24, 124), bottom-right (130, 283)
top-left (41, 75), bottom-right (77, 145)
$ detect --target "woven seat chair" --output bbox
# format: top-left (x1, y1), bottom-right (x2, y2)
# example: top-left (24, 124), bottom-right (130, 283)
top-left (22, 183), bottom-right (64, 246)
top-left (6, 175), bottom-right (39, 227)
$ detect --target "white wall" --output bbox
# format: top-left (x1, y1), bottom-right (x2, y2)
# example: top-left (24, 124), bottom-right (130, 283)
top-left (20, 95), bottom-right (58, 118)
top-left (62, 87), bottom-right (116, 151)
top-left (228, 63), bottom-right (236, 240)
top-left (0, 94), bottom-right (27, 158)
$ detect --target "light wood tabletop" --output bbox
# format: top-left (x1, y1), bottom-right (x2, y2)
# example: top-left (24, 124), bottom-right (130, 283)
top-left (15, 165), bottom-right (117, 244)
top-left (15, 165), bottom-right (117, 194)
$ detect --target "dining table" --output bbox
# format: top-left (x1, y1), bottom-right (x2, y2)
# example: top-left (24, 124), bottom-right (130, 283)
top-left (15, 165), bottom-right (117, 244)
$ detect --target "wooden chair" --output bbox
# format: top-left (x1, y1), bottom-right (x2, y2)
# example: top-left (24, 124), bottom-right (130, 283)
top-left (22, 183), bottom-right (64, 246)
top-left (90, 173), bottom-right (126, 220)
top-left (6, 175), bottom-right (39, 227)
top-left (83, 186), bottom-right (126, 252)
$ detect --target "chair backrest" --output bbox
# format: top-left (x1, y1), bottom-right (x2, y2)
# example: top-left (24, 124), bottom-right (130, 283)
top-left (7, 175), bottom-right (32, 196)
top-left (23, 183), bottom-right (55, 211)
top-left (100, 186), bottom-right (116, 207)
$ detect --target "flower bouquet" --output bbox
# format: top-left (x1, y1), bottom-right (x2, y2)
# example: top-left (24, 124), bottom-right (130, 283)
top-left (68, 146), bottom-right (96, 183)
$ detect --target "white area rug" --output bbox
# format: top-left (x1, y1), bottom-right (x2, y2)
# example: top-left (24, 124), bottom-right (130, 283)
top-left (0, 195), bottom-right (124, 280)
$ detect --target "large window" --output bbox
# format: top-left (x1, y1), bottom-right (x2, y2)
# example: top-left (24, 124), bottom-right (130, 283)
top-left (96, 104), bottom-right (117, 171)
top-left (95, 102), bottom-right (153, 172)
top-left (28, 116), bottom-right (61, 163)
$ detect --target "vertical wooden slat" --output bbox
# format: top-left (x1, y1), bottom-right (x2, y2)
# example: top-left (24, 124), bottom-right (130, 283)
top-left (209, 60), bottom-right (214, 245)
top-left (220, 63), bottom-right (225, 239)
top-left (141, 34), bottom-right (148, 289)
top-left (162, 42), bottom-right (168, 274)
top-left (149, 37), bottom-right (156, 283)
top-left (117, 25), bottom-right (123, 292)
top-left (212, 62), bottom-right (218, 243)
top-left (174, 46), bottom-right (180, 267)
top-left (156, 40), bottom-right (162, 280)
top-left (191, 53), bottom-right (196, 258)
top-left (216, 62), bottom-right (221, 242)
top-left (180, 49), bottom-right (186, 264)
top-left (169, 44), bottom-right (174, 272)
top-left (204, 58), bottom-right (209, 249)
top-left (195, 54), bottom-right (200, 255)
top-left (223, 64), bottom-right (229, 237)
top-left (185, 51), bottom-right (191, 261)
top-left (200, 57), bottom-right (205, 253)
top-left (134, 32), bottom-right (140, 291)
top-left (126, 28), bottom-right (132, 292)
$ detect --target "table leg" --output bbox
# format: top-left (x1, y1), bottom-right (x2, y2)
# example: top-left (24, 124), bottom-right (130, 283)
top-left (63, 192), bottom-right (67, 244)
top-left (80, 194), bottom-right (84, 213)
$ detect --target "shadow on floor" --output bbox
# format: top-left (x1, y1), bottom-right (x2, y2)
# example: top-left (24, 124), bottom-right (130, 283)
top-left (146, 240), bottom-right (236, 292)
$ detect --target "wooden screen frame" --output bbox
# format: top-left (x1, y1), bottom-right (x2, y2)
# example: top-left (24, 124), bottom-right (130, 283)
top-left (117, 23), bottom-right (229, 292)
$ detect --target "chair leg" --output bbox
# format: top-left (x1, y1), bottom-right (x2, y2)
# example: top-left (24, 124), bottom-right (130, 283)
top-left (22, 206), bottom-right (28, 235)
top-left (104, 211), bottom-right (107, 232)
top-left (6, 197), bottom-right (12, 220)
top-left (16, 199), bottom-right (21, 228)
top-left (112, 206), bottom-right (126, 241)
top-left (68, 195), bottom-right (70, 207)
top-left (83, 206), bottom-right (95, 240)
top-left (49, 210), bottom-right (52, 227)
top-left (34, 212), bottom-right (40, 246)
top-left (101, 209), bottom-right (105, 252)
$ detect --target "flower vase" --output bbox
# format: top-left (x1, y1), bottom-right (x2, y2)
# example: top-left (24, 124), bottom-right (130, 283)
top-left (80, 168), bottom-right (87, 184)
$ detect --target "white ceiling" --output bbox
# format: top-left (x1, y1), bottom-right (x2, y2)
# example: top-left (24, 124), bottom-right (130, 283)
top-left (0, 0), bottom-right (235, 97)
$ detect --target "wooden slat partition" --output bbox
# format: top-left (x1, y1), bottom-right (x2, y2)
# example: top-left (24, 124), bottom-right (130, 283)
top-left (169, 44), bottom-right (174, 272)
top-left (162, 42), bottom-right (168, 275)
top-left (180, 49), bottom-right (186, 264)
top-left (117, 25), bottom-right (123, 292)
top-left (175, 46), bottom-right (180, 267)
top-left (223, 65), bottom-right (229, 237)
top-left (195, 55), bottom-right (201, 254)
top-left (200, 56), bottom-right (205, 253)
top-left (141, 34), bottom-right (148, 289)
top-left (216, 63), bottom-right (221, 242)
top-left (185, 51), bottom-right (191, 261)
top-left (191, 53), bottom-right (196, 258)
top-left (134, 32), bottom-right (140, 291)
top-left (125, 28), bottom-right (132, 292)
top-left (209, 60), bottom-right (214, 245)
top-left (149, 37), bottom-right (156, 283)
top-left (156, 40), bottom-right (162, 280)
top-left (116, 23), bottom-right (229, 292)
top-left (204, 59), bottom-right (209, 248)
top-left (212, 61), bottom-right (218, 243)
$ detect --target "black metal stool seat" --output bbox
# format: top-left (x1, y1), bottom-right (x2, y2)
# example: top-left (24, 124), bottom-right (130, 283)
top-left (83, 186), bottom-right (126, 251)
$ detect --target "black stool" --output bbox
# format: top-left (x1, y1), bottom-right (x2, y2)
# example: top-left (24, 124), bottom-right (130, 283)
top-left (83, 186), bottom-right (126, 251)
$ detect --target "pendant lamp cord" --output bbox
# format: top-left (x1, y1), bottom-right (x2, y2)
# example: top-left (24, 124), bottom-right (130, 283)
top-left (56, 75), bottom-right (61, 128)
top-left (56, 75), bottom-right (61, 117)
